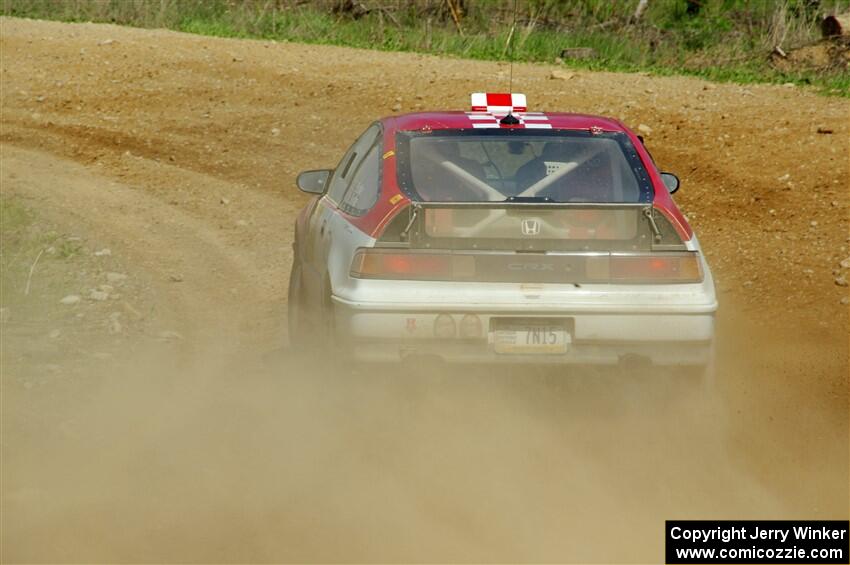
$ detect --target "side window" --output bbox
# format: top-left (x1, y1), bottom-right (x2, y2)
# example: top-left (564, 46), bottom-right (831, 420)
top-left (340, 141), bottom-right (381, 216)
top-left (326, 124), bottom-right (381, 204)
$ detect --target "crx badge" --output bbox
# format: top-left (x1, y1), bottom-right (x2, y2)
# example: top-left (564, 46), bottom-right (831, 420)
top-left (521, 219), bottom-right (541, 236)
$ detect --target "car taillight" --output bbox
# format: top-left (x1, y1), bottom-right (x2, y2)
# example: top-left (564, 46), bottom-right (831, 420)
top-left (351, 250), bottom-right (474, 280)
top-left (609, 253), bottom-right (703, 283)
top-left (350, 249), bottom-right (703, 283)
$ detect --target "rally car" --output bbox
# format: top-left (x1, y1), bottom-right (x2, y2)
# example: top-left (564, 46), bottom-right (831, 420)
top-left (288, 93), bottom-right (717, 376)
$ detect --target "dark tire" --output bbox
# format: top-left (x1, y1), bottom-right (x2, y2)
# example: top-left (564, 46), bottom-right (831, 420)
top-left (287, 259), bottom-right (311, 350)
top-left (287, 263), bottom-right (344, 368)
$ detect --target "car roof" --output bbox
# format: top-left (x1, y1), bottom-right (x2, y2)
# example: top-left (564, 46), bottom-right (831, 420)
top-left (385, 111), bottom-right (629, 133)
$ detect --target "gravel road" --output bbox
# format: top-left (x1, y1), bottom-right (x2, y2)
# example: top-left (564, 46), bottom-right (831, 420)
top-left (1, 17), bottom-right (847, 563)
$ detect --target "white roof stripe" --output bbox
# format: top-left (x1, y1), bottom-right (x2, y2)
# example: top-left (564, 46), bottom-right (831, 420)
top-left (470, 92), bottom-right (489, 109)
top-left (464, 97), bottom-right (552, 128)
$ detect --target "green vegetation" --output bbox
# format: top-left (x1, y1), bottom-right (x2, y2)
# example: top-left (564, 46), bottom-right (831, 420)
top-left (1, 195), bottom-right (79, 316)
top-left (2, 0), bottom-right (849, 95)
top-left (1, 195), bottom-right (39, 301)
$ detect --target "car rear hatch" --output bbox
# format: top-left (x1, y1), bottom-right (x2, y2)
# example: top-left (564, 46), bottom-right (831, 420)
top-left (352, 202), bottom-right (700, 285)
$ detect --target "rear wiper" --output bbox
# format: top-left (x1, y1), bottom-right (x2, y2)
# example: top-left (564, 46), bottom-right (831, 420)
top-left (504, 195), bottom-right (554, 203)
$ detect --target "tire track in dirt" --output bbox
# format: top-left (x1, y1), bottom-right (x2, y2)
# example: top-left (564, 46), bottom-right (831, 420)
top-left (2, 144), bottom-right (290, 355)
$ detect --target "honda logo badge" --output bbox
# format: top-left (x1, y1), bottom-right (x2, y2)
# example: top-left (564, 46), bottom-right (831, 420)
top-left (521, 219), bottom-right (541, 236)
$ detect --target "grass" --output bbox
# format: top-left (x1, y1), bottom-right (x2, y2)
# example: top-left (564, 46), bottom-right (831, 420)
top-left (1, 195), bottom-right (40, 302)
top-left (1, 195), bottom-right (75, 308)
top-left (1, 0), bottom-right (849, 95)
top-left (0, 194), bottom-right (34, 235)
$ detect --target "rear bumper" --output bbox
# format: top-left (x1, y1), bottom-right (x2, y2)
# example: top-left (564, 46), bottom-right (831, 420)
top-left (332, 295), bottom-right (715, 365)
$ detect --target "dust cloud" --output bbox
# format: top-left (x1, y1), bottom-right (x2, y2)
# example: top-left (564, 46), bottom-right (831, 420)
top-left (5, 302), bottom-right (846, 563)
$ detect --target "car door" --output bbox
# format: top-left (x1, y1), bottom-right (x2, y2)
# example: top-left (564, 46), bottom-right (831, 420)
top-left (302, 123), bottom-right (381, 308)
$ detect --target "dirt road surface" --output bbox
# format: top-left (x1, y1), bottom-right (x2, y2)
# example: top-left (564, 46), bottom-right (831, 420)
top-left (1, 18), bottom-right (848, 563)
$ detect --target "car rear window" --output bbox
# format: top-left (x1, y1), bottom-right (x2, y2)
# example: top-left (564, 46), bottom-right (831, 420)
top-left (396, 129), bottom-right (652, 203)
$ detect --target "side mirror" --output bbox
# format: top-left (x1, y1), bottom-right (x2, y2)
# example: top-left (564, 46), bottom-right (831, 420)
top-left (660, 172), bottom-right (680, 194)
top-left (296, 169), bottom-right (331, 194)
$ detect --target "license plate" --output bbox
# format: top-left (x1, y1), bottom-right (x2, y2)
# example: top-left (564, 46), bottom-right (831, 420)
top-left (493, 324), bottom-right (570, 355)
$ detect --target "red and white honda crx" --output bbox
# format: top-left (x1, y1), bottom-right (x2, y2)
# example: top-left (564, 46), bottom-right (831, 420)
top-left (289, 93), bottom-right (716, 378)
